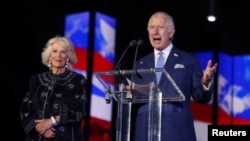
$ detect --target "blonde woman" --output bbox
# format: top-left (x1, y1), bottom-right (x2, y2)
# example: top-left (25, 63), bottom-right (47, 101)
top-left (20, 36), bottom-right (87, 141)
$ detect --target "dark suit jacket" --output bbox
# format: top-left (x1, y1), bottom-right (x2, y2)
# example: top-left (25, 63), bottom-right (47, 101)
top-left (133, 46), bottom-right (213, 141)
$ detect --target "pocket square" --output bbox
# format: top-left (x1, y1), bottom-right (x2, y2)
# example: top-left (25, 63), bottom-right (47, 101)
top-left (174, 64), bottom-right (185, 69)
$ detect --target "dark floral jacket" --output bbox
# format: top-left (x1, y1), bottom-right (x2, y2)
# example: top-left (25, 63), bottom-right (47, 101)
top-left (20, 70), bottom-right (87, 141)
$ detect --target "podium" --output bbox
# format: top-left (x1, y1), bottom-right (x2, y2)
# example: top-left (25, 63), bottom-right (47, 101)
top-left (96, 68), bottom-right (185, 141)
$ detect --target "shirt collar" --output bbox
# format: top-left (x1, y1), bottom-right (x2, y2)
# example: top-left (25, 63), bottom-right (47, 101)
top-left (154, 43), bottom-right (173, 57)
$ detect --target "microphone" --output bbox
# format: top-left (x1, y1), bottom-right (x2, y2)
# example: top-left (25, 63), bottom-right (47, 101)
top-left (132, 39), bottom-right (143, 71)
top-left (131, 39), bottom-right (143, 82)
top-left (105, 40), bottom-right (137, 104)
top-left (114, 40), bottom-right (137, 71)
top-left (137, 39), bottom-right (144, 47)
top-left (123, 39), bottom-right (143, 101)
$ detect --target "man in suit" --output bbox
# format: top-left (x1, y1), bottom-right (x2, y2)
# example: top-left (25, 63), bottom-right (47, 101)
top-left (131, 11), bottom-right (217, 141)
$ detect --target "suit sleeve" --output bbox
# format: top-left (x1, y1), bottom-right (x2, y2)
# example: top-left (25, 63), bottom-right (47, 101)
top-left (191, 57), bottom-right (213, 104)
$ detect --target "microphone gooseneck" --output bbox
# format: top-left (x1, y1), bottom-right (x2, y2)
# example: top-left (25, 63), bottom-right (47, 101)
top-left (105, 40), bottom-right (137, 103)
top-left (132, 39), bottom-right (143, 69)
top-left (131, 39), bottom-right (144, 83)
top-left (114, 40), bottom-right (137, 71)
top-left (132, 39), bottom-right (143, 70)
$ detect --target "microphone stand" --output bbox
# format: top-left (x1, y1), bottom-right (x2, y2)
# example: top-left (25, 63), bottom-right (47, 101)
top-left (111, 40), bottom-right (137, 141)
top-left (119, 39), bottom-right (143, 141)
top-left (105, 40), bottom-right (137, 104)
top-left (130, 39), bottom-right (143, 91)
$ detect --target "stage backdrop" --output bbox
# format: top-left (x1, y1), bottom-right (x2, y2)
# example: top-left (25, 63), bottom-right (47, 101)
top-left (192, 51), bottom-right (250, 141)
top-left (64, 11), bottom-right (116, 141)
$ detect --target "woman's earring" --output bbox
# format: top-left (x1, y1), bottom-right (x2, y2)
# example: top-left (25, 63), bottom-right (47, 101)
top-left (48, 59), bottom-right (51, 67)
top-left (65, 58), bottom-right (69, 68)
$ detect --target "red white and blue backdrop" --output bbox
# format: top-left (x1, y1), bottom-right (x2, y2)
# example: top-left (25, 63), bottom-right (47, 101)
top-left (64, 11), bottom-right (116, 141)
top-left (192, 51), bottom-right (250, 141)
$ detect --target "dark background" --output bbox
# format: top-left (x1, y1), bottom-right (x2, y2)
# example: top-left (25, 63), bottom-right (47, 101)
top-left (2, 0), bottom-right (250, 140)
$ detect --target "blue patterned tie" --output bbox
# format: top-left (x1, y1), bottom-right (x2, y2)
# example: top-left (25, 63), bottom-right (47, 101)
top-left (156, 52), bottom-right (164, 84)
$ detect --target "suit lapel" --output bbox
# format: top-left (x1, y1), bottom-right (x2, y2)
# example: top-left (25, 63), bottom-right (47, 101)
top-left (157, 47), bottom-right (180, 85)
top-left (164, 46), bottom-right (180, 72)
top-left (145, 52), bottom-right (155, 68)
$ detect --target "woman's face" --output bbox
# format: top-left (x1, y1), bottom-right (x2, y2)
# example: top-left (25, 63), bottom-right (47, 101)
top-left (50, 42), bottom-right (68, 70)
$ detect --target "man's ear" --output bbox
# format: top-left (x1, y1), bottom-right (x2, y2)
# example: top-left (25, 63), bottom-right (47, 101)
top-left (169, 29), bottom-right (175, 39)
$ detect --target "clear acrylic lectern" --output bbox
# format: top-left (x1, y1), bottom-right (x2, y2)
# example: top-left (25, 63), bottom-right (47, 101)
top-left (95, 68), bottom-right (185, 141)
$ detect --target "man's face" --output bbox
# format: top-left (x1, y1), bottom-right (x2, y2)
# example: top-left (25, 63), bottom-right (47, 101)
top-left (148, 14), bottom-right (175, 50)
